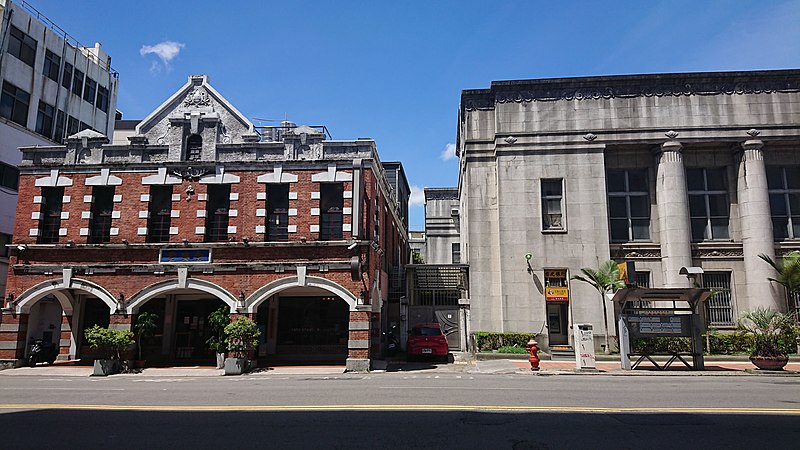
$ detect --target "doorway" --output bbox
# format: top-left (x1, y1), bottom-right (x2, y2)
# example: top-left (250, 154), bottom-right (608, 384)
top-left (173, 299), bottom-right (225, 363)
top-left (547, 302), bottom-right (569, 345)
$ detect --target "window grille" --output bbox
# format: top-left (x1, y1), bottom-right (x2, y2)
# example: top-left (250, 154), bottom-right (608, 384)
top-left (147, 185), bottom-right (173, 243)
top-left (38, 187), bottom-right (64, 244)
top-left (702, 271), bottom-right (734, 326)
top-left (88, 187), bottom-right (114, 244)
top-left (266, 184), bottom-right (289, 241)
top-left (185, 135), bottom-right (202, 161)
top-left (320, 183), bottom-right (343, 240)
top-left (205, 185), bottom-right (230, 242)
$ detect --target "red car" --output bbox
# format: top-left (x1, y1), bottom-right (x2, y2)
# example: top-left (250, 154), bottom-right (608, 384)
top-left (406, 323), bottom-right (450, 361)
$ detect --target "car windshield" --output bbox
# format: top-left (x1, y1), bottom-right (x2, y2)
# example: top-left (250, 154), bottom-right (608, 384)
top-left (411, 327), bottom-right (441, 336)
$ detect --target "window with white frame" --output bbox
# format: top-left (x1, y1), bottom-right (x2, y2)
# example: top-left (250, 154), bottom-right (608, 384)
top-left (607, 169), bottom-right (650, 242)
top-left (687, 168), bottom-right (729, 241)
top-left (767, 166), bottom-right (800, 240)
top-left (541, 179), bottom-right (564, 231)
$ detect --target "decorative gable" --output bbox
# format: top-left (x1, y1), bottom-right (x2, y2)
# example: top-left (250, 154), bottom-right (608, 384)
top-left (133, 75), bottom-right (256, 161)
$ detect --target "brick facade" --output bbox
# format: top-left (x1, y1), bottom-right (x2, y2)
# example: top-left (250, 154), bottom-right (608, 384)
top-left (1, 75), bottom-right (409, 371)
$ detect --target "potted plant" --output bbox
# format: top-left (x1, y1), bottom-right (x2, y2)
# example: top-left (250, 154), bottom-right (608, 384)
top-left (223, 316), bottom-right (261, 375)
top-left (84, 325), bottom-right (135, 376)
top-left (206, 306), bottom-right (230, 369)
top-left (738, 307), bottom-right (798, 370)
top-left (132, 311), bottom-right (158, 368)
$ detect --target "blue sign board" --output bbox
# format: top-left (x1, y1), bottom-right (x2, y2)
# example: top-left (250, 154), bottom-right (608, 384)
top-left (159, 249), bottom-right (212, 264)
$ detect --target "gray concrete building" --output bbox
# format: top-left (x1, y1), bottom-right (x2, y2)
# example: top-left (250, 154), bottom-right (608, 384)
top-left (424, 188), bottom-right (460, 264)
top-left (0, 0), bottom-right (118, 296)
top-left (457, 69), bottom-right (800, 351)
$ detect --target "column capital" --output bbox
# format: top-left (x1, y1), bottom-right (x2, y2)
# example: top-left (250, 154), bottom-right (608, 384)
top-left (658, 140), bottom-right (683, 163)
top-left (741, 139), bottom-right (764, 161)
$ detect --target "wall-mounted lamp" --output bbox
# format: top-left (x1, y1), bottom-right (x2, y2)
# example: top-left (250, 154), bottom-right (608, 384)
top-left (117, 292), bottom-right (125, 312)
top-left (182, 239), bottom-right (190, 247)
top-left (238, 290), bottom-right (246, 309)
top-left (679, 266), bottom-right (704, 287)
top-left (3, 293), bottom-right (14, 310)
top-left (242, 237), bottom-right (250, 246)
top-left (525, 253), bottom-right (534, 274)
top-left (122, 239), bottom-right (129, 246)
top-left (65, 240), bottom-right (75, 248)
top-left (16, 244), bottom-right (27, 253)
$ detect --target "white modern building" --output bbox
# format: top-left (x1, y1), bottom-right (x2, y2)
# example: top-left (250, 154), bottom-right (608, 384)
top-left (0, 0), bottom-right (118, 295)
top-left (458, 70), bottom-right (800, 351)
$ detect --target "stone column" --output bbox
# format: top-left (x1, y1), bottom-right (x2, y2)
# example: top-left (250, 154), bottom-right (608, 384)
top-left (656, 139), bottom-right (693, 287)
top-left (737, 139), bottom-right (782, 311)
top-left (346, 309), bottom-right (371, 372)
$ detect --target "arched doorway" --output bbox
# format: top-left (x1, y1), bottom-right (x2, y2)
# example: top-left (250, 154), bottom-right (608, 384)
top-left (248, 276), bottom-right (358, 363)
top-left (15, 278), bottom-right (117, 361)
top-left (127, 279), bottom-right (237, 365)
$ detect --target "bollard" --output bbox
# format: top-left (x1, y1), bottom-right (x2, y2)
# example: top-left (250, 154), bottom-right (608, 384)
top-left (526, 337), bottom-right (540, 371)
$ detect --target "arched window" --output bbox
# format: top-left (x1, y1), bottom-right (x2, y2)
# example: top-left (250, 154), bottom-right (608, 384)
top-left (186, 134), bottom-right (202, 161)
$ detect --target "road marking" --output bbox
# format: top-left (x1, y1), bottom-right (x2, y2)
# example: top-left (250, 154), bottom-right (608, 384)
top-left (0, 388), bottom-right (125, 391)
top-left (0, 404), bottom-right (797, 415)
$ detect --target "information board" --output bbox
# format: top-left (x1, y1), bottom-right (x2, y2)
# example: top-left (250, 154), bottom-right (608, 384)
top-left (625, 314), bottom-right (692, 337)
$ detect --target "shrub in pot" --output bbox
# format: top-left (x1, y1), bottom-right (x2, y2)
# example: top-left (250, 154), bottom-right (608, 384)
top-left (132, 311), bottom-right (158, 368)
top-left (206, 306), bottom-right (230, 369)
top-left (738, 307), bottom-right (798, 370)
top-left (223, 317), bottom-right (260, 375)
top-left (84, 325), bottom-right (135, 376)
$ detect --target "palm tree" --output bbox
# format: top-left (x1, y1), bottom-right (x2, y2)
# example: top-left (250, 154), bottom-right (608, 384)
top-left (571, 260), bottom-right (626, 354)
top-left (758, 251), bottom-right (800, 310)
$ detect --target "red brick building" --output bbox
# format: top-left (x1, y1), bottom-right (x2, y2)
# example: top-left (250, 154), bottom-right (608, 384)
top-left (0, 75), bottom-right (409, 371)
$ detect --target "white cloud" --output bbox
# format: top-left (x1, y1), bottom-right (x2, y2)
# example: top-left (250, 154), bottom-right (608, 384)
top-left (440, 143), bottom-right (457, 161)
top-left (140, 41), bottom-right (185, 72)
top-left (409, 185), bottom-right (425, 207)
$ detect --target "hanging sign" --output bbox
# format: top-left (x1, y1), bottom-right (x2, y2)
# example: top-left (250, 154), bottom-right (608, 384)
top-left (545, 287), bottom-right (569, 302)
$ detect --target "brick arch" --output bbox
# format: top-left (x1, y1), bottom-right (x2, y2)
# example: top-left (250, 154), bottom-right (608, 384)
top-left (15, 278), bottom-right (116, 314)
top-left (245, 276), bottom-right (359, 313)
top-left (126, 278), bottom-right (239, 314)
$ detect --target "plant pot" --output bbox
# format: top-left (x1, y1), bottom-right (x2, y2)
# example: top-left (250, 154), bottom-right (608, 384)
top-left (92, 359), bottom-right (119, 376)
top-left (134, 360), bottom-right (147, 369)
top-left (750, 355), bottom-right (789, 371)
top-left (216, 352), bottom-right (225, 369)
top-left (224, 357), bottom-right (249, 375)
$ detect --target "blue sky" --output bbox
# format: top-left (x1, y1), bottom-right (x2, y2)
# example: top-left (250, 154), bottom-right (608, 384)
top-left (30, 0), bottom-right (800, 229)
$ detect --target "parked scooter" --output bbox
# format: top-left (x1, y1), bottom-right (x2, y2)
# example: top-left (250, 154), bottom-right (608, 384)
top-left (27, 338), bottom-right (58, 367)
top-left (384, 325), bottom-right (400, 357)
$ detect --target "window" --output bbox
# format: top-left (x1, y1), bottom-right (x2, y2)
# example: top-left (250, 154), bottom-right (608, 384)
top-left (79, 121), bottom-right (90, 132)
top-left (35, 101), bottom-right (55, 138)
top-left (38, 187), bottom-right (64, 244)
top-left (67, 115), bottom-right (79, 136)
top-left (0, 233), bottom-right (10, 257)
top-left (625, 271), bottom-right (652, 310)
top-left (61, 62), bottom-right (73, 90)
top-left (96, 85), bottom-right (109, 113)
top-left (687, 168), bottom-right (729, 241)
top-left (541, 179), bottom-right (564, 231)
top-left (7, 26), bottom-right (37, 67)
top-left (607, 170), bottom-right (650, 242)
top-left (1, 81), bottom-right (30, 126)
top-left (88, 186), bottom-right (114, 244)
top-left (767, 166), bottom-right (800, 240)
top-left (703, 272), bottom-right (733, 326)
top-left (54, 110), bottom-right (66, 143)
top-left (43, 49), bottom-right (61, 81)
top-left (320, 183), bottom-right (343, 240)
top-left (185, 134), bottom-right (202, 161)
top-left (83, 77), bottom-right (97, 104)
top-left (451, 243), bottom-right (461, 264)
top-left (72, 69), bottom-right (84, 97)
top-left (147, 186), bottom-right (173, 243)
top-left (0, 163), bottom-right (20, 191)
top-left (205, 184), bottom-right (231, 242)
top-left (266, 184), bottom-right (289, 241)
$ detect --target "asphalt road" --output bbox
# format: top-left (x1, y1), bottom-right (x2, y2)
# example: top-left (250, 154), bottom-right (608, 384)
top-left (1, 373), bottom-right (798, 449)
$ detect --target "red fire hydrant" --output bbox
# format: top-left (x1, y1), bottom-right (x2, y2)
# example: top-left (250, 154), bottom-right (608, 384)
top-left (526, 337), bottom-right (540, 371)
